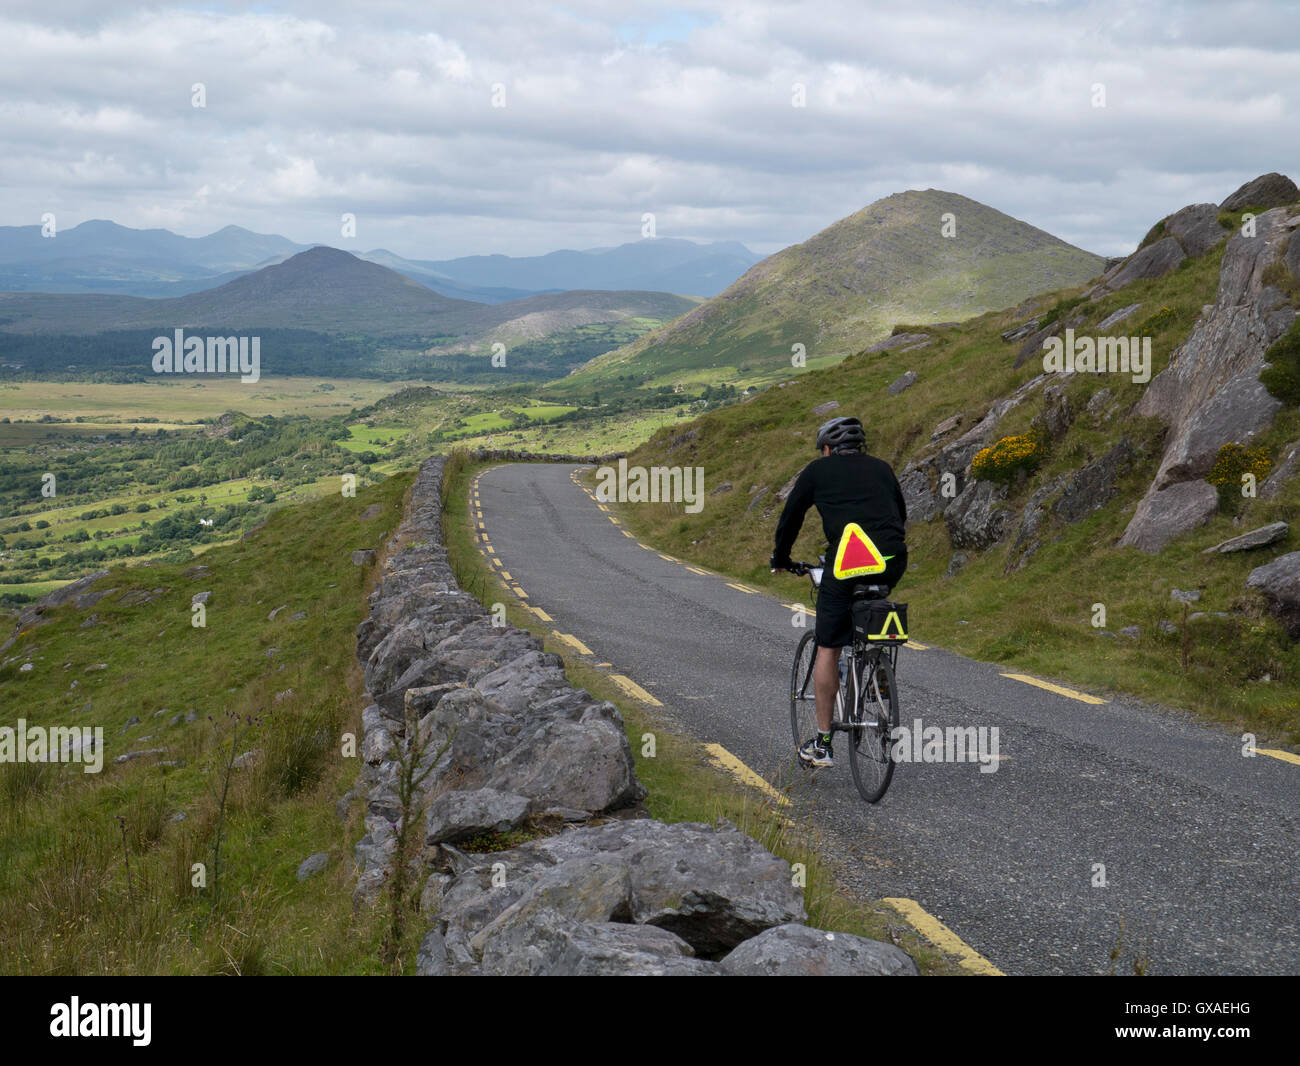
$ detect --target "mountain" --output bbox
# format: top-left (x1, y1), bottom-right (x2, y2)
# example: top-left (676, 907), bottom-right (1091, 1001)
top-left (0, 247), bottom-right (473, 335)
top-left (0, 220), bottom-right (758, 301)
top-left (0, 247), bottom-right (698, 379)
top-left (415, 238), bottom-right (762, 298)
top-left (561, 190), bottom-right (1106, 389)
top-left (0, 220), bottom-right (308, 295)
top-left (358, 249), bottom-right (545, 304)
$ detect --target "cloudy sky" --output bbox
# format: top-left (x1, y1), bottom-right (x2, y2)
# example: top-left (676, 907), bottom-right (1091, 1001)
top-left (1, 0), bottom-right (1296, 260)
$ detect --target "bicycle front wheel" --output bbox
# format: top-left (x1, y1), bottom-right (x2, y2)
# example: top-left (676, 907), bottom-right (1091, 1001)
top-left (848, 647), bottom-right (899, 803)
top-left (789, 630), bottom-right (818, 751)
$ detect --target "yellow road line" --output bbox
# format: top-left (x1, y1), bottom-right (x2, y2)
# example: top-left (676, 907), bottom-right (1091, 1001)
top-left (609, 516), bottom-right (621, 525)
top-left (553, 632), bottom-right (594, 656)
top-left (703, 744), bottom-right (790, 809)
top-left (500, 571), bottom-right (512, 581)
top-left (492, 557), bottom-right (503, 568)
top-left (512, 586), bottom-right (529, 599)
top-left (610, 674), bottom-right (661, 706)
top-left (597, 504), bottom-right (609, 512)
top-left (1001, 673), bottom-right (1105, 705)
top-left (881, 898), bottom-right (1004, 976)
top-left (637, 542), bottom-right (653, 550)
top-left (621, 530), bottom-right (635, 538)
top-left (485, 546), bottom-right (495, 555)
top-left (727, 582), bottom-right (757, 594)
top-left (908, 641), bottom-right (929, 650)
top-left (687, 566), bottom-right (710, 576)
top-left (658, 553), bottom-right (678, 563)
top-left (529, 605), bottom-right (553, 622)
top-left (1252, 747), bottom-right (1300, 766)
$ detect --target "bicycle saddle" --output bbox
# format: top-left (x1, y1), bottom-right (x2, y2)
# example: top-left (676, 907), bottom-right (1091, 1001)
top-left (850, 583), bottom-right (891, 600)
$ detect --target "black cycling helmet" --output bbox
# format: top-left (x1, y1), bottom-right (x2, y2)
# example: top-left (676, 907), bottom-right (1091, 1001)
top-left (815, 415), bottom-right (865, 453)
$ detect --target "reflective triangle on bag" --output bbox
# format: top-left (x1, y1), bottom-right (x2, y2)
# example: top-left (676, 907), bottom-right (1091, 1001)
top-left (832, 522), bottom-right (887, 579)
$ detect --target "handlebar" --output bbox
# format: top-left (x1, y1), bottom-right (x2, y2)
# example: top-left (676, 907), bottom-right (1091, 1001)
top-left (775, 561), bottom-right (815, 576)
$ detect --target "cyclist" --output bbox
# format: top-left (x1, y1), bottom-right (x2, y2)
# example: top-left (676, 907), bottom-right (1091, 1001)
top-left (770, 415), bottom-right (908, 767)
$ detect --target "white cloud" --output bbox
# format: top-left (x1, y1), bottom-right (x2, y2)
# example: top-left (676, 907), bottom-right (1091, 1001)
top-left (0, 1), bottom-right (1294, 259)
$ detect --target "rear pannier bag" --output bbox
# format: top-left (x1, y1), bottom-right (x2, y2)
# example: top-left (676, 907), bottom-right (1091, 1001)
top-left (851, 599), bottom-right (908, 643)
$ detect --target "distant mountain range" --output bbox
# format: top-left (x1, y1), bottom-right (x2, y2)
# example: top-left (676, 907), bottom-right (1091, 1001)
top-left (563, 189), bottom-right (1107, 389)
top-left (0, 220), bottom-right (759, 301)
top-left (0, 246), bottom-right (698, 380)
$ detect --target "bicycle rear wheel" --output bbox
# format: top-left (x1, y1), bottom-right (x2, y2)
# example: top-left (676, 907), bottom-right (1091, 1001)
top-left (789, 630), bottom-right (818, 750)
top-left (848, 646), bottom-right (899, 803)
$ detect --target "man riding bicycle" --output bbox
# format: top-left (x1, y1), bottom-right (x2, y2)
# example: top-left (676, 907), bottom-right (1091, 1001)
top-left (770, 415), bottom-right (908, 767)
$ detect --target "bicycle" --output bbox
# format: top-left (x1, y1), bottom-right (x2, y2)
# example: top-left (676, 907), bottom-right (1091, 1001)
top-left (784, 558), bottom-right (907, 803)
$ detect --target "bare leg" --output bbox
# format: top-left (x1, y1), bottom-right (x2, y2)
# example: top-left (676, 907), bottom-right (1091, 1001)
top-left (813, 644), bottom-right (841, 734)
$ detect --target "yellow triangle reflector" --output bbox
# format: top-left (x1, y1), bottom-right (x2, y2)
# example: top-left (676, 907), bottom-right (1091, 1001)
top-left (833, 522), bottom-right (886, 579)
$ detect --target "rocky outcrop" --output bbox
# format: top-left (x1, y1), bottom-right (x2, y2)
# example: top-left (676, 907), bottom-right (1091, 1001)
top-left (901, 373), bottom-right (1050, 526)
top-left (1221, 173), bottom-right (1299, 212)
top-left (721, 923), bottom-right (918, 976)
top-left (887, 371), bottom-right (918, 396)
top-left (1202, 522), bottom-right (1289, 554)
top-left (1246, 551), bottom-right (1300, 637)
top-left (1165, 203), bottom-right (1229, 258)
top-left (348, 456), bottom-right (914, 976)
top-left (1118, 204), bottom-right (1298, 550)
top-left (1088, 237), bottom-right (1185, 302)
top-left (1117, 480), bottom-right (1218, 553)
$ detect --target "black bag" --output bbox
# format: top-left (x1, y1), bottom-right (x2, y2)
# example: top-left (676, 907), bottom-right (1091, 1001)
top-left (851, 599), bottom-right (908, 643)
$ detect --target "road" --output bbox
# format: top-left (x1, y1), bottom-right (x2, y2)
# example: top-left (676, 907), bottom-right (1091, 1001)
top-left (473, 461), bottom-right (1300, 976)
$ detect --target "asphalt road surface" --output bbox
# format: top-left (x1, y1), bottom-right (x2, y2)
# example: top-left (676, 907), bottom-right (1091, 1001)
top-left (474, 462), bottom-right (1300, 976)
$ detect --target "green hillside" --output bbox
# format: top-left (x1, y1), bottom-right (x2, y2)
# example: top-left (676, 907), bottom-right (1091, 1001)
top-left (609, 240), bottom-right (1300, 743)
top-left (559, 190), bottom-right (1105, 392)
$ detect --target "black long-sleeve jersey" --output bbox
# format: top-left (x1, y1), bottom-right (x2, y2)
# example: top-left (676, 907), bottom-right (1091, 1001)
top-left (771, 450), bottom-right (907, 567)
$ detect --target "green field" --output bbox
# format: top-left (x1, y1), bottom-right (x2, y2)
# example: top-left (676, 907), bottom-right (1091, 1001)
top-left (0, 378), bottom-right (405, 422)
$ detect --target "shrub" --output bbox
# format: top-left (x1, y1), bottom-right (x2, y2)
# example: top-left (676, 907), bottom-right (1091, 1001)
top-left (1259, 318), bottom-right (1300, 404)
top-left (972, 433), bottom-right (1044, 484)
top-left (1208, 442), bottom-right (1272, 509)
top-left (1137, 305), bottom-right (1178, 335)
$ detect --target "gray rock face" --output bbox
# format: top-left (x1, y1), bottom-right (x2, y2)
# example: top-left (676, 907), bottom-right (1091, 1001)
top-left (479, 909), bottom-right (716, 976)
top-left (425, 787), bottom-right (531, 845)
top-left (887, 370), bottom-right (918, 396)
top-left (899, 467), bottom-right (939, 524)
top-left (1164, 203), bottom-right (1229, 258)
top-left (426, 819), bottom-right (807, 974)
top-left (1202, 522), bottom-right (1289, 554)
top-left (1096, 303), bottom-right (1142, 331)
top-left (1089, 236), bottom-right (1185, 301)
top-left (1117, 480), bottom-right (1218, 553)
top-left (864, 332), bottom-right (929, 354)
top-left (944, 480), bottom-right (1011, 550)
top-left (1005, 475), bottom-right (1066, 572)
top-left (1260, 440), bottom-right (1300, 499)
top-left (191, 591), bottom-right (212, 606)
top-left (1170, 588), bottom-right (1201, 603)
top-left (351, 549), bottom-right (377, 566)
top-left (1221, 172), bottom-right (1299, 211)
top-left (1246, 551), bottom-right (1300, 637)
top-left (297, 853), bottom-right (331, 881)
top-left (812, 400), bottom-right (841, 415)
top-left (1001, 318), bottom-right (1039, 343)
top-left (721, 923), bottom-right (919, 976)
top-left (1121, 206), bottom-right (1298, 542)
top-left (1053, 438), bottom-right (1136, 524)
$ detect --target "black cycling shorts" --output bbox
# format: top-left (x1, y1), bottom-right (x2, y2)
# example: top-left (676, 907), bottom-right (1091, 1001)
top-left (814, 548), bottom-right (908, 649)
